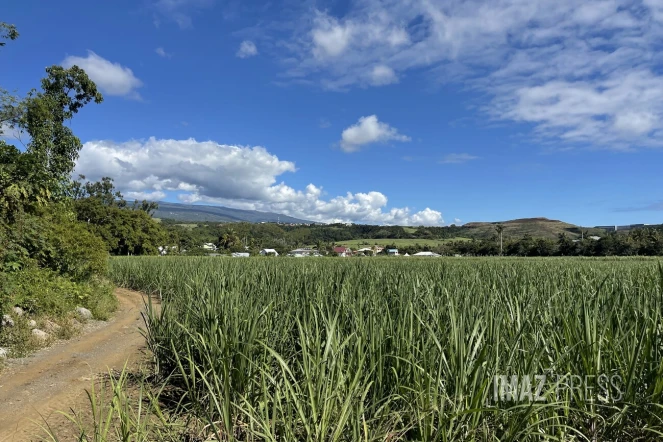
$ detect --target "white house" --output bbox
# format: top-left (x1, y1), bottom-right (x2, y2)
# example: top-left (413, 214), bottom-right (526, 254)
top-left (413, 251), bottom-right (440, 257)
top-left (288, 248), bottom-right (321, 257)
top-left (259, 249), bottom-right (279, 256)
top-left (232, 252), bottom-right (250, 258)
top-left (387, 249), bottom-right (399, 256)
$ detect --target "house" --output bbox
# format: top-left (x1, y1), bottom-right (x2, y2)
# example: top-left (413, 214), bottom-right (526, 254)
top-left (259, 249), bottom-right (279, 256)
top-left (374, 246), bottom-right (385, 254)
top-left (356, 247), bottom-right (374, 256)
top-left (387, 249), bottom-right (399, 256)
top-left (288, 248), bottom-right (321, 257)
top-left (202, 243), bottom-right (217, 251)
top-left (232, 252), bottom-right (250, 258)
top-left (413, 251), bottom-right (440, 257)
top-left (333, 246), bottom-right (352, 257)
top-left (403, 253), bottom-right (410, 257)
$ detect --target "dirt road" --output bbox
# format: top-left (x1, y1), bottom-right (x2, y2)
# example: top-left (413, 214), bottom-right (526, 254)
top-left (0, 288), bottom-right (149, 442)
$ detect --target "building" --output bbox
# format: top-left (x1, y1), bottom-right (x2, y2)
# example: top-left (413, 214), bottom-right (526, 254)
top-left (202, 243), bottom-right (217, 251)
top-left (259, 248), bottom-right (279, 256)
top-left (596, 224), bottom-right (647, 232)
top-left (413, 251), bottom-right (440, 257)
top-left (387, 249), bottom-right (399, 256)
top-left (232, 252), bottom-right (250, 258)
top-left (333, 246), bottom-right (352, 257)
top-left (356, 247), bottom-right (374, 256)
top-left (288, 248), bottom-right (321, 257)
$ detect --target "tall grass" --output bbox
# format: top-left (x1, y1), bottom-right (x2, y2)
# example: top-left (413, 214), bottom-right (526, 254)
top-left (110, 257), bottom-right (663, 441)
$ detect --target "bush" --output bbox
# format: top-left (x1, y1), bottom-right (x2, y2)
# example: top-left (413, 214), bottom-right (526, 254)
top-left (1, 210), bottom-right (109, 281)
top-left (1, 266), bottom-right (117, 318)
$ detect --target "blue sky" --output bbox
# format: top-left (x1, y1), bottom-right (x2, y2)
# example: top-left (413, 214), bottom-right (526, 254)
top-left (2, 0), bottom-right (663, 226)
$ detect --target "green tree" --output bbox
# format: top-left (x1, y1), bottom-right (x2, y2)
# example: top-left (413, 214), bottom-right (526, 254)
top-left (1, 66), bottom-right (103, 221)
top-left (0, 22), bottom-right (18, 47)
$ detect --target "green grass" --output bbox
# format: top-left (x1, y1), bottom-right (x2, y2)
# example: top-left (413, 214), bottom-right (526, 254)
top-left (337, 237), bottom-right (470, 248)
top-left (107, 256), bottom-right (663, 441)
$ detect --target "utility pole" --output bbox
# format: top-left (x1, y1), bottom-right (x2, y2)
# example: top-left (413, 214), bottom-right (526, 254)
top-left (495, 224), bottom-right (504, 256)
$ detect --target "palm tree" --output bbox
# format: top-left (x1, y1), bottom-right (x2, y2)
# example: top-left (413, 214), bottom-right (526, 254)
top-left (495, 224), bottom-right (504, 255)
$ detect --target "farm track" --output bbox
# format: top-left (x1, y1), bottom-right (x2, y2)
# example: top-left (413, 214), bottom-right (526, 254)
top-left (0, 288), bottom-right (150, 442)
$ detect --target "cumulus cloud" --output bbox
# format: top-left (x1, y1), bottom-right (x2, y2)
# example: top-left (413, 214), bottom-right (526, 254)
top-left (75, 137), bottom-right (443, 225)
top-left (62, 51), bottom-right (143, 99)
top-left (236, 40), bottom-right (258, 58)
top-left (340, 115), bottom-right (410, 152)
top-left (282, 0), bottom-right (663, 149)
top-left (439, 153), bottom-right (479, 164)
top-left (155, 47), bottom-right (172, 58)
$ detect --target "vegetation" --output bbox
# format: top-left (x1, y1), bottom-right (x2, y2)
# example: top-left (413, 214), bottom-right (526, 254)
top-left (106, 256), bottom-right (663, 441)
top-left (0, 23), bottom-right (163, 359)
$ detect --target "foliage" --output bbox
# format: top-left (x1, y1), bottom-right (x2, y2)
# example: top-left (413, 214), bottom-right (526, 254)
top-left (0, 208), bottom-right (108, 280)
top-left (70, 176), bottom-right (167, 255)
top-left (0, 24), bottom-right (117, 354)
top-left (0, 66), bottom-right (102, 222)
top-left (0, 22), bottom-right (18, 47)
top-left (1, 265), bottom-right (116, 318)
top-left (110, 256), bottom-right (663, 441)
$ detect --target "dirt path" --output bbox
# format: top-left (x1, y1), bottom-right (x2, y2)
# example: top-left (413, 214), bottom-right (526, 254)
top-left (0, 288), bottom-right (150, 442)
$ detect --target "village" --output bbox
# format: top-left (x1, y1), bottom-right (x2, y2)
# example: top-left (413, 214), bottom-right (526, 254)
top-left (191, 245), bottom-right (444, 258)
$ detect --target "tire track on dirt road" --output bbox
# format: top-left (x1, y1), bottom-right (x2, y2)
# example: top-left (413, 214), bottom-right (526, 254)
top-left (0, 288), bottom-right (151, 442)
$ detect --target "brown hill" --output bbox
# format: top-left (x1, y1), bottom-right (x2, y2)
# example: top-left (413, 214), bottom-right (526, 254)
top-left (461, 218), bottom-right (602, 240)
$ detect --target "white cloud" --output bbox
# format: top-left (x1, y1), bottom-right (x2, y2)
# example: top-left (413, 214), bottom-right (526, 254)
top-left (311, 14), bottom-right (353, 59)
top-left (62, 51), bottom-right (143, 99)
top-left (439, 153), bottom-right (479, 164)
top-left (237, 40), bottom-right (258, 58)
top-left (340, 115), bottom-right (410, 152)
top-left (370, 65), bottom-right (398, 86)
top-left (75, 137), bottom-right (443, 225)
top-left (281, 0), bottom-right (663, 149)
top-left (155, 47), bottom-right (172, 58)
top-left (153, 0), bottom-right (213, 29)
top-left (126, 190), bottom-right (167, 201)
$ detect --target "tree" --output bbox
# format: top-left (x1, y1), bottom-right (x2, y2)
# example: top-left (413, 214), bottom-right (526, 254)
top-left (557, 233), bottom-right (576, 256)
top-left (0, 22), bottom-right (18, 47)
top-left (1, 66), bottom-right (103, 221)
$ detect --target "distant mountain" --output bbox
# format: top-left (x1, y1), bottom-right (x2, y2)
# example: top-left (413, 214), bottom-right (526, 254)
top-left (153, 201), bottom-right (311, 224)
top-left (461, 217), bottom-right (605, 240)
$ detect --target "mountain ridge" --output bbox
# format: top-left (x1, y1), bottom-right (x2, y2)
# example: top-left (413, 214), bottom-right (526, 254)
top-left (153, 201), bottom-right (311, 224)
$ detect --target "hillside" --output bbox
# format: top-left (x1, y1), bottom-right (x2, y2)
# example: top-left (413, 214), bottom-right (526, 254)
top-left (461, 217), bottom-right (603, 240)
top-left (153, 201), bottom-right (310, 224)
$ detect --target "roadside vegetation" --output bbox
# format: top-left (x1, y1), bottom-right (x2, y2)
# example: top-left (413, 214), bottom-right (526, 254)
top-left (84, 256), bottom-right (663, 441)
top-left (0, 22), bottom-right (165, 361)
